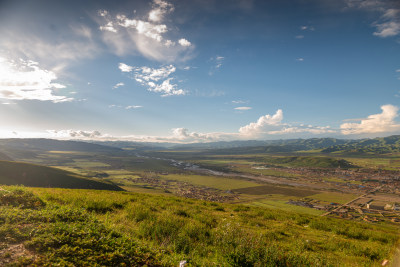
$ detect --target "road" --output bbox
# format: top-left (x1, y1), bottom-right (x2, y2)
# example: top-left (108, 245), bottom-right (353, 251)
top-left (321, 186), bottom-right (382, 216)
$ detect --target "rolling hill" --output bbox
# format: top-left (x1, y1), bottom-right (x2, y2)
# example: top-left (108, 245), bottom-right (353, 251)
top-left (0, 160), bottom-right (122, 191)
top-left (322, 135), bottom-right (400, 154)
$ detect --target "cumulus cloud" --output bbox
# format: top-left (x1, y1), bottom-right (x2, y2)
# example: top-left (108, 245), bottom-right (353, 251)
top-left (238, 109), bottom-right (336, 138)
top-left (47, 130), bottom-right (104, 139)
top-left (239, 109), bottom-right (284, 135)
top-left (178, 38), bottom-right (192, 47)
top-left (119, 63), bottom-right (133, 72)
top-left (113, 82), bottom-right (125, 89)
top-left (120, 63), bottom-right (185, 96)
top-left (148, 0), bottom-right (174, 22)
top-left (97, 0), bottom-right (193, 62)
top-left (340, 104), bottom-right (400, 135)
top-left (0, 57), bottom-right (72, 102)
top-left (234, 106), bottom-right (252, 111)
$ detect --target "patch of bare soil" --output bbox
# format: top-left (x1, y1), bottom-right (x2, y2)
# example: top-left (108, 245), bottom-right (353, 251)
top-left (0, 242), bottom-right (36, 266)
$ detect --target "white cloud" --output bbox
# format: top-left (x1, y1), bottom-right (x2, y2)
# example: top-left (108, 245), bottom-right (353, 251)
top-left (119, 63), bottom-right (133, 72)
top-left (340, 104), bottom-right (400, 135)
top-left (238, 109), bottom-right (335, 138)
top-left (239, 109), bottom-right (284, 135)
top-left (296, 58), bottom-right (304, 61)
top-left (100, 21), bottom-right (117, 33)
top-left (209, 55), bottom-right (225, 75)
top-left (234, 106), bottom-right (252, 110)
top-left (113, 82), bottom-right (125, 89)
top-left (232, 100), bottom-right (249, 104)
top-left (300, 25), bottom-right (315, 31)
top-left (97, 0), bottom-right (193, 62)
top-left (346, 0), bottom-right (400, 38)
top-left (373, 21), bottom-right (400, 37)
top-left (126, 105), bottom-right (143, 109)
top-left (125, 64), bottom-right (185, 96)
top-left (47, 129), bottom-right (104, 139)
top-left (0, 57), bottom-right (72, 102)
top-left (178, 38), bottom-right (192, 47)
top-left (0, 25), bottom-right (99, 69)
top-left (148, 0), bottom-right (174, 22)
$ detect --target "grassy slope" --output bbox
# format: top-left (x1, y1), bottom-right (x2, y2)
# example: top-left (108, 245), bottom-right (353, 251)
top-left (0, 161), bottom-right (122, 191)
top-left (1, 186), bottom-right (398, 266)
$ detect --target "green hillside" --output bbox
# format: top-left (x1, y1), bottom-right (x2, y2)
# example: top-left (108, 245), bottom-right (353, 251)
top-left (261, 156), bottom-right (354, 168)
top-left (0, 186), bottom-right (398, 266)
top-left (0, 161), bottom-right (122, 191)
top-left (323, 135), bottom-right (400, 154)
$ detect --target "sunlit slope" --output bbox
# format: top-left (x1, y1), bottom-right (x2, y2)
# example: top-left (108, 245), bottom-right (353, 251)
top-left (1, 186), bottom-right (397, 266)
top-left (0, 160), bottom-right (122, 190)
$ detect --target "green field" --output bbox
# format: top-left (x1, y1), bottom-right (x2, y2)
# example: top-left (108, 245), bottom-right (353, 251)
top-left (250, 198), bottom-right (324, 215)
top-left (1, 186), bottom-right (398, 266)
top-left (159, 173), bottom-right (261, 190)
top-left (234, 184), bottom-right (317, 197)
top-left (310, 192), bottom-right (358, 204)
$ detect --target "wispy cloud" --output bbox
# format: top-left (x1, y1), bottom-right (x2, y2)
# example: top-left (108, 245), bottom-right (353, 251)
top-left (234, 106), bottom-right (252, 111)
top-left (296, 58), bottom-right (304, 62)
top-left (126, 105), bottom-right (143, 109)
top-left (209, 55), bottom-right (225, 75)
top-left (0, 24), bottom-right (99, 70)
top-left (345, 0), bottom-right (400, 38)
top-left (300, 25), bottom-right (315, 31)
top-left (232, 100), bottom-right (249, 104)
top-left (113, 82), bottom-right (125, 89)
top-left (0, 57), bottom-right (72, 103)
top-left (148, 0), bottom-right (175, 22)
top-left (119, 63), bottom-right (185, 96)
top-left (97, 0), bottom-right (193, 62)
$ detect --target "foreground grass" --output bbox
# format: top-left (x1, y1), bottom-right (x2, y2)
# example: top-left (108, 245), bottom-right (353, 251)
top-left (1, 186), bottom-right (399, 266)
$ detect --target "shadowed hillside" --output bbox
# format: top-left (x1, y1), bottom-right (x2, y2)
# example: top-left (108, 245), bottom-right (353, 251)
top-left (0, 161), bottom-right (122, 191)
top-left (0, 151), bottom-right (12, 161)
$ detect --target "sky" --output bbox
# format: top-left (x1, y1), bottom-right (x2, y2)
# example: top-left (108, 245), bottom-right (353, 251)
top-left (0, 0), bottom-right (400, 143)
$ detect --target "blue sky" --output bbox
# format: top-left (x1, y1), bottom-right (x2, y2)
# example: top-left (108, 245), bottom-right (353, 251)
top-left (0, 0), bottom-right (400, 142)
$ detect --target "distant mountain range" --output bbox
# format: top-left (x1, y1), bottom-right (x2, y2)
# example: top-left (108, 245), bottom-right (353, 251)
top-left (1, 135), bottom-right (400, 155)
